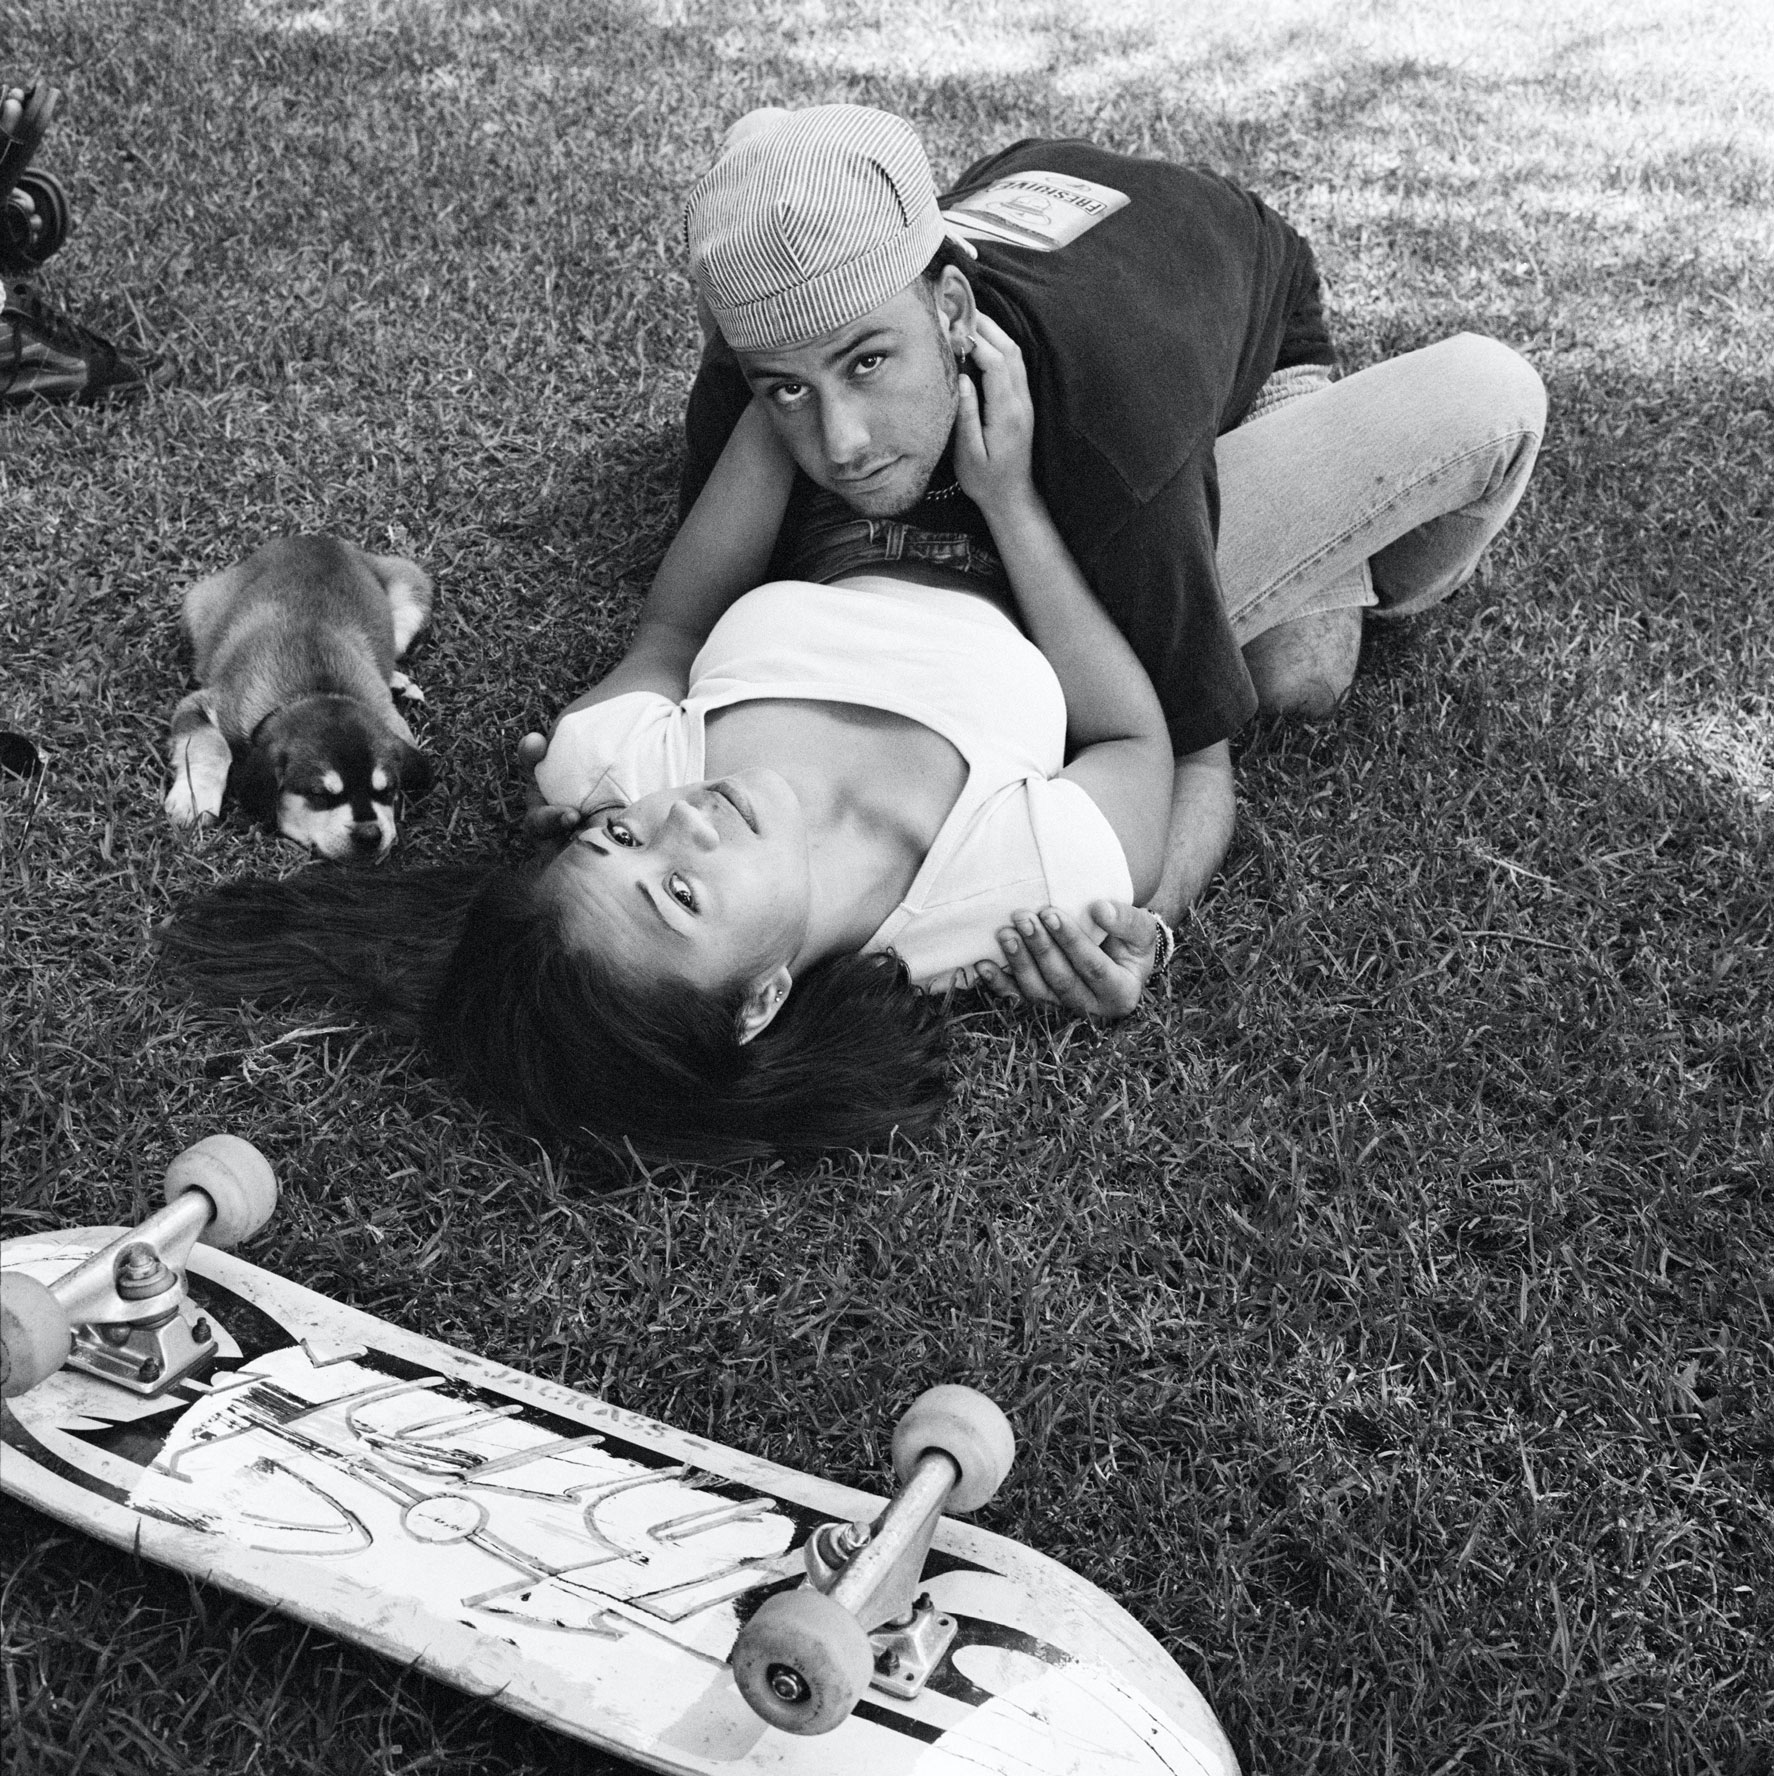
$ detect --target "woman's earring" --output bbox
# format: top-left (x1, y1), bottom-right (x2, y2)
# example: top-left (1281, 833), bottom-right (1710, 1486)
top-left (956, 334), bottom-right (975, 358)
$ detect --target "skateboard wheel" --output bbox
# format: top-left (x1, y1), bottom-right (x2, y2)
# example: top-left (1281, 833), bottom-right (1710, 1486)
top-left (163, 1135), bottom-right (278, 1248)
top-left (1, 1272), bottom-right (73, 1398)
top-left (891, 1384), bottom-right (1016, 1513)
top-left (12, 168), bottom-right (70, 263)
top-left (20, 81), bottom-right (60, 147)
top-left (0, 80), bottom-right (59, 180)
top-left (731, 1586), bottom-right (874, 1736)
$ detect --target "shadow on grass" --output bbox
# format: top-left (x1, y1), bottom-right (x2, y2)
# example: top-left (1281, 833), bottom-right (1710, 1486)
top-left (3, 3), bottom-right (1770, 1775)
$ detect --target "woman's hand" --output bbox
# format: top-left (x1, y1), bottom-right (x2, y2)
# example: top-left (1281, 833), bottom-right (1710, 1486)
top-left (952, 313), bottom-right (1037, 519)
top-left (517, 731), bottom-right (586, 849)
top-left (971, 900), bottom-right (1162, 1020)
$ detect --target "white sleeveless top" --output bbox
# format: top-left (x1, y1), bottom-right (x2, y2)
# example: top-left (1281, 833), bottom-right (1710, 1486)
top-left (535, 576), bottom-right (1133, 990)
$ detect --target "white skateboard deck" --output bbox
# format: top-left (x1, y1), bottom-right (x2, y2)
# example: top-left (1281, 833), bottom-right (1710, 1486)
top-left (2, 1229), bottom-right (1239, 1776)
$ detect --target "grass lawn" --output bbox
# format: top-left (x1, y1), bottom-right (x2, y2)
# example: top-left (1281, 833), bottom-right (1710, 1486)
top-left (2, 0), bottom-right (1770, 1771)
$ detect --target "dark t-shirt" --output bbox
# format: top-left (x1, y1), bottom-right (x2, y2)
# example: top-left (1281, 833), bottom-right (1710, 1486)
top-left (680, 138), bottom-right (1335, 754)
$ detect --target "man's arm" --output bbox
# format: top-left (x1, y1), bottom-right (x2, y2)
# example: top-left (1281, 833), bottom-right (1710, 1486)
top-left (623, 399), bottom-right (795, 679)
top-left (519, 399), bottom-right (794, 841)
top-left (971, 739), bottom-right (1234, 1016)
top-left (538, 400), bottom-right (794, 727)
top-left (1149, 739), bottom-right (1235, 923)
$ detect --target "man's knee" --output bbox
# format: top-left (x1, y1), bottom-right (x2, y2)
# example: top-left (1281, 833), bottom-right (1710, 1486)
top-left (1243, 606), bottom-right (1362, 719)
top-left (1443, 332), bottom-right (1548, 444)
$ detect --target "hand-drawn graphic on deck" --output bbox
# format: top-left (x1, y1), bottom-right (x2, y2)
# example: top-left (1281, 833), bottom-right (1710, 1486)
top-left (132, 1347), bottom-right (803, 1664)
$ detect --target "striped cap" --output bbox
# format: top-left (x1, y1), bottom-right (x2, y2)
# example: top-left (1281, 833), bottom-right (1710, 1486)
top-left (685, 106), bottom-right (947, 352)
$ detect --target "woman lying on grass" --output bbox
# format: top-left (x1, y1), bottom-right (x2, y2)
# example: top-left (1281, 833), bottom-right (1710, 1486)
top-left (163, 318), bottom-right (1175, 1162)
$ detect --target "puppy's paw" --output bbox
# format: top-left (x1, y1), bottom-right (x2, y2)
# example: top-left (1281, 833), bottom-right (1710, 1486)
top-left (164, 777), bottom-right (221, 828)
top-left (388, 671), bottom-right (426, 704)
top-left (164, 728), bottom-right (231, 828)
top-left (371, 554), bottom-right (434, 659)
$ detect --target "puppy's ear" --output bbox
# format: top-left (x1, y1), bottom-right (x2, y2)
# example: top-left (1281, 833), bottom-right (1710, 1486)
top-left (393, 742), bottom-right (435, 804)
top-left (229, 742), bottom-right (284, 826)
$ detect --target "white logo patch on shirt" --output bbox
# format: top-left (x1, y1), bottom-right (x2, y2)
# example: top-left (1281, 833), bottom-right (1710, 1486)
top-left (942, 172), bottom-right (1130, 252)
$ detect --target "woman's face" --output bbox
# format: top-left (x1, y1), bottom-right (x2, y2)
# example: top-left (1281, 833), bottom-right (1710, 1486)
top-left (544, 772), bottom-right (812, 996)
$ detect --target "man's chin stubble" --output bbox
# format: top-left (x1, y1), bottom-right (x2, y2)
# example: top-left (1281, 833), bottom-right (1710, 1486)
top-left (837, 472), bottom-right (930, 517)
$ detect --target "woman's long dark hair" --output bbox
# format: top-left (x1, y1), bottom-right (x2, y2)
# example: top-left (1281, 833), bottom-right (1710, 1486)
top-left (158, 865), bottom-right (949, 1165)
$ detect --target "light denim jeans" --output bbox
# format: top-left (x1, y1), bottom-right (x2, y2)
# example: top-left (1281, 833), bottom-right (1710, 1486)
top-left (1215, 333), bottom-right (1548, 645)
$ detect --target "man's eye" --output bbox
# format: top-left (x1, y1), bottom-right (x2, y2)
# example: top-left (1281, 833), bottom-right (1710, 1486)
top-left (605, 820), bottom-right (638, 847)
top-left (852, 353), bottom-right (884, 377)
top-left (666, 872), bottom-right (696, 911)
top-left (771, 382), bottom-right (807, 407)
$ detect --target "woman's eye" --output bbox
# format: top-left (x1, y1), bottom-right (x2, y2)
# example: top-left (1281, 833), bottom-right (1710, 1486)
top-left (666, 872), bottom-right (696, 911)
top-left (605, 820), bottom-right (638, 847)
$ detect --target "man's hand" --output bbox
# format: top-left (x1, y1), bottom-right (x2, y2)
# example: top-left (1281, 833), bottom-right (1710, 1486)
top-left (971, 900), bottom-right (1161, 1020)
top-left (517, 731), bottom-right (588, 849)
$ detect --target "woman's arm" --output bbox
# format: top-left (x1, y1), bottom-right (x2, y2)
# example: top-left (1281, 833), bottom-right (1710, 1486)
top-left (954, 316), bottom-right (1174, 901)
top-left (972, 740), bottom-right (1234, 1014)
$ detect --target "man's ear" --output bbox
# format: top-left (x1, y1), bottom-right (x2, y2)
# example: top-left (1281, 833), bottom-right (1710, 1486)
top-left (735, 964), bottom-right (794, 1045)
top-left (933, 263), bottom-right (977, 353)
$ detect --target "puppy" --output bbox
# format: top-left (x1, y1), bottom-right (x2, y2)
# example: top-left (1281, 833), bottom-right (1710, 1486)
top-left (164, 535), bottom-right (435, 860)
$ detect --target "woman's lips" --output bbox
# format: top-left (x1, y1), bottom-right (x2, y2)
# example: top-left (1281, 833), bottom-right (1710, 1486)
top-left (712, 779), bottom-right (757, 832)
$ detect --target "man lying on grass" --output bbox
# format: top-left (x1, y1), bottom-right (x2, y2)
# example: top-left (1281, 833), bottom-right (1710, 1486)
top-left (165, 106), bottom-right (1546, 1164)
top-left (524, 104), bottom-right (1546, 1012)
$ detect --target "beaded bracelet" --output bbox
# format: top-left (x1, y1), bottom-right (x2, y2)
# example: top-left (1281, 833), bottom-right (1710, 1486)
top-left (1151, 912), bottom-right (1177, 971)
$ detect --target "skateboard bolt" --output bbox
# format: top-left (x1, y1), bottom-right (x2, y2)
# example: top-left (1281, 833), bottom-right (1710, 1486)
top-left (115, 1243), bottom-right (177, 1302)
top-left (138, 1356), bottom-right (163, 1383)
top-left (875, 1647), bottom-right (901, 1674)
top-left (192, 1318), bottom-right (212, 1343)
top-left (766, 1664), bottom-right (810, 1705)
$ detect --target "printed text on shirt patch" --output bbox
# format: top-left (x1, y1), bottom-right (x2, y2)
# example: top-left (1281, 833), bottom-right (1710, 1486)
top-left (941, 172), bottom-right (1131, 252)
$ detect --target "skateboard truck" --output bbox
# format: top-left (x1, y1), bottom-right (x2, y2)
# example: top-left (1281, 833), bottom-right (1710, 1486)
top-left (730, 1385), bottom-right (1016, 1735)
top-left (802, 1498), bottom-right (958, 1699)
top-left (1, 1136), bottom-right (278, 1401)
top-left (65, 1236), bottom-right (221, 1393)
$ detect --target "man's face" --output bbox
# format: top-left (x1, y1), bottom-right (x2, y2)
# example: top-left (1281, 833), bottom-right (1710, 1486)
top-left (734, 270), bottom-right (973, 517)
